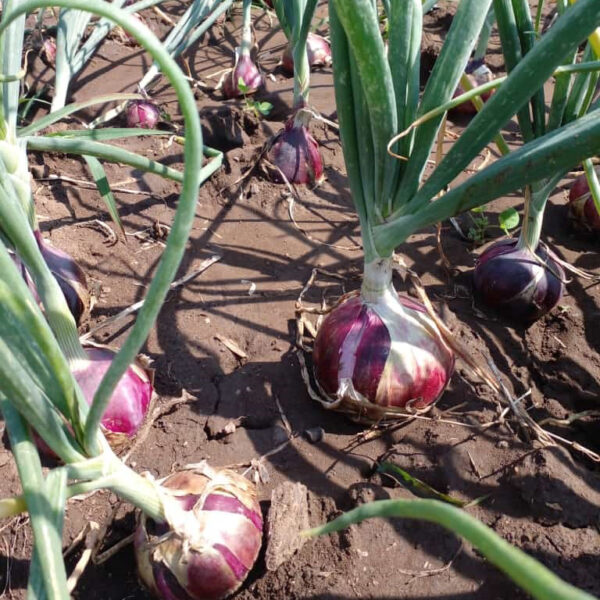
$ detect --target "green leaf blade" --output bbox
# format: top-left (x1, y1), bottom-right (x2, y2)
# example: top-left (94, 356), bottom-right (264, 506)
top-left (82, 155), bottom-right (126, 238)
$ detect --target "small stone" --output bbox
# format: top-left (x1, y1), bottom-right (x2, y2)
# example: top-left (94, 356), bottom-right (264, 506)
top-left (304, 426), bottom-right (324, 443)
top-left (271, 425), bottom-right (289, 446)
top-left (265, 482), bottom-right (309, 571)
top-left (496, 440), bottom-right (509, 449)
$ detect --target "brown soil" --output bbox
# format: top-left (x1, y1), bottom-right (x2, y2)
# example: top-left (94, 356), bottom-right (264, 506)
top-left (2, 2), bottom-right (600, 600)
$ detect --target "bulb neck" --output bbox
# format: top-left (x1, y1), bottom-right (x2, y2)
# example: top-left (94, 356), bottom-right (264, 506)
top-left (240, 0), bottom-right (253, 56)
top-left (361, 257), bottom-right (394, 303)
top-left (517, 184), bottom-right (548, 252)
top-left (293, 105), bottom-right (311, 128)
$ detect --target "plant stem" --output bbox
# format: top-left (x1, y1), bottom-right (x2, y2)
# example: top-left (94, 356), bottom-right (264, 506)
top-left (67, 451), bottom-right (166, 521)
top-left (516, 183), bottom-right (548, 251)
top-left (292, 0), bottom-right (310, 105)
top-left (0, 398), bottom-right (70, 599)
top-left (240, 0), bottom-right (253, 56)
top-left (361, 257), bottom-right (394, 303)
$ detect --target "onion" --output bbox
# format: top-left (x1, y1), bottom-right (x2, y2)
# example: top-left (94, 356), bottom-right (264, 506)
top-left (281, 33), bottom-right (332, 75)
top-left (568, 168), bottom-right (600, 231)
top-left (112, 11), bottom-right (145, 45)
top-left (72, 345), bottom-right (153, 449)
top-left (135, 464), bottom-right (263, 600)
top-left (41, 38), bottom-right (56, 65)
top-left (34, 231), bottom-right (90, 325)
top-left (269, 109), bottom-right (323, 185)
top-left (312, 259), bottom-right (454, 422)
top-left (223, 53), bottom-right (264, 99)
top-left (126, 100), bottom-right (160, 129)
top-left (451, 59), bottom-right (495, 116)
top-left (35, 344), bottom-right (152, 457)
top-left (473, 238), bottom-right (565, 326)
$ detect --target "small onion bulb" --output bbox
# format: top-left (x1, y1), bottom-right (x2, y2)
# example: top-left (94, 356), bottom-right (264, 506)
top-left (473, 239), bottom-right (565, 326)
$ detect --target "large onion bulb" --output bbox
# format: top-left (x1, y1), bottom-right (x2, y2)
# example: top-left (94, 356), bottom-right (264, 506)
top-left (135, 464), bottom-right (263, 600)
top-left (312, 259), bottom-right (454, 422)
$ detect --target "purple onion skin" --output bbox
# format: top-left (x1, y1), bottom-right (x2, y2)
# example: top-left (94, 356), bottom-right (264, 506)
top-left (269, 119), bottom-right (324, 185)
top-left (313, 294), bottom-right (454, 411)
top-left (473, 239), bottom-right (565, 326)
top-left (451, 59), bottom-right (494, 116)
top-left (35, 345), bottom-right (152, 457)
top-left (135, 468), bottom-right (263, 600)
top-left (568, 170), bottom-right (600, 231)
top-left (126, 100), bottom-right (160, 129)
top-left (73, 346), bottom-right (153, 444)
top-left (41, 38), bottom-right (56, 65)
top-left (34, 231), bottom-right (90, 325)
top-left (223, 55), bottom-right (264, 98)
top-left (281, 33), bottom-right (332, 75)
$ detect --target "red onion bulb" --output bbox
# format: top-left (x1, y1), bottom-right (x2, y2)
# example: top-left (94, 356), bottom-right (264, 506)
top-left (126, 100), bottom-right (160, 129)
top-left (568, 168), bottom-right (600, 231)
top-left (41, 38), bottom-right (57, 65)
top-left (269, 113), bottom-right (323, 185)
top-left (281, 33), bottom-right (332, 75)
top-left (35, 345), bottom-right (153, 457)
top-left (73, 345), bottom-right (153, 449)
top-left (473, 239), bottom-right (565, 326)
top-left (452, 59), bottom-right (495, 116)
top-left (34, 231), bottom-right (90, 325)
top-left (312, 263), bottom-right (454, 421)
top-left (223, 54), bottom-right (264, 98)
top-left (135, 464), bottom-right (263, 600)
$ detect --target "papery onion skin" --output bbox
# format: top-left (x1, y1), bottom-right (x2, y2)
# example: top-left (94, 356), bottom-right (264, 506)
top-left (223, 54), bottom-right (264, 98)
top-left (281, 33), bottom-right (332, 75)
top-left (73, 345), bottom-right (153, 448)
top-left (568, 170), bottom-right (600, 231)
top-left (312, 291), bottom-right (454, 418)
top-left (135, 466), bottom-right (263, 600)
top-left (451, 59), bottom-right (495, 116)
top-left (473, 238), bottom-right (565, 326)
top-left (126, 100), bottom-right (160, 129)
top-left (34, 231), bottom-right (90, 325)
top-left (269, 118), bottom-right (323, 185)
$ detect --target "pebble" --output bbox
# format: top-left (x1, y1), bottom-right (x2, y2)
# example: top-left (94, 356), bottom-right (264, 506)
top-left (304, 426), bottom-right (324, 443)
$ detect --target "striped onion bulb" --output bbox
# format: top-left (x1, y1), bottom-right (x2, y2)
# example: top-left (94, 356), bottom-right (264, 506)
top-left (135, 464), bottom-right (263, 600)
top-left (312, 259), bottom-right (454, 422)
